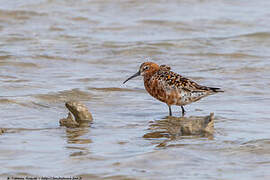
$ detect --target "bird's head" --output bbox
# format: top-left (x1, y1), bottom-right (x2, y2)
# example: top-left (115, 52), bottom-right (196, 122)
top-left (123, 62), bottom-right (160, 84)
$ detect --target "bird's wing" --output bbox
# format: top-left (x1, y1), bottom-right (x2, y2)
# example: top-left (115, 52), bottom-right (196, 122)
top-left (155, 70), bottom-right (212, 92)
top-left (159, 64), bottom-right (171, 71)
top-left (176, 76), bottom-right (207, 92)
top-left (174, 73), bottom-right (223, 93)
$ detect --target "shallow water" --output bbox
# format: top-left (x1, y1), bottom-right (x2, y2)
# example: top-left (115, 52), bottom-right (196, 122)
top-left (0, 0), bottom-right (270, 179)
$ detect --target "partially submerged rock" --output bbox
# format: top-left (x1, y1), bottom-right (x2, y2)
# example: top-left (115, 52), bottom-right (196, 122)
top-left (0, 128), bottom-right (5, 135)
top-left (144, 113), bottom-right (214, 139)
top-left (60, 101), bottom-right (93, 128)
top-left (60, 112), bottom-right (79, 128)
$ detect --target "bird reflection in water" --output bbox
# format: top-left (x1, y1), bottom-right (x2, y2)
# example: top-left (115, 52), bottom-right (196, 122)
top-left (143, 113), bottom-right (215, 147)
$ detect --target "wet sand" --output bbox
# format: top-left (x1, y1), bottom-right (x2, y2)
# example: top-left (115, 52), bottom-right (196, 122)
top-left (1, 0), bottom-right (270, 179)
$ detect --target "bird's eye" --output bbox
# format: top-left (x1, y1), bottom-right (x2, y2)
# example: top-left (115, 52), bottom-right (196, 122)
top-left (143, 66), bottom-right (149, 70)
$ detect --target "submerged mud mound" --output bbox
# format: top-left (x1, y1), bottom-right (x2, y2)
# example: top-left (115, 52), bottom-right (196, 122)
top-left (144, 113), bottom-right (214, 139)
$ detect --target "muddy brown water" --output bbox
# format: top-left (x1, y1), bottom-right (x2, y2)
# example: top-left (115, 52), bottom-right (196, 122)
top-left (1, 0), bottom-right (270, 179)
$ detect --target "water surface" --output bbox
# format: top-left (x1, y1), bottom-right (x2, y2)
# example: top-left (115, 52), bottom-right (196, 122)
top-left (0, 0), bottom-right (270, 179)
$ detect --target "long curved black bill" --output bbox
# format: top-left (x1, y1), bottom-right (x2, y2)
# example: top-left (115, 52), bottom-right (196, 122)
top-left (123, 71), bottom-right (140, 84)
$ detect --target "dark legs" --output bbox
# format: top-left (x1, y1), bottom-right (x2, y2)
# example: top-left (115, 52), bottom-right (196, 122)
top-left (168, 105), bottom-right (172, 116)
top-left (181, 106), bottom-right (186, 116)
top-left (167, 105), bottom-right (185, 116)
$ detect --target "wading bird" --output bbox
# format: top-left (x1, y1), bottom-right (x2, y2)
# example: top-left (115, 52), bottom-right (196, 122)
top-left (123, 62), bottom-right (223, 116)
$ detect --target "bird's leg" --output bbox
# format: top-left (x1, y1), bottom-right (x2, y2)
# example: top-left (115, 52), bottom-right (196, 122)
top-left (181, 106), bottom-right (186, 116)
top-left (168, 105), bottom-right (172, 116)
